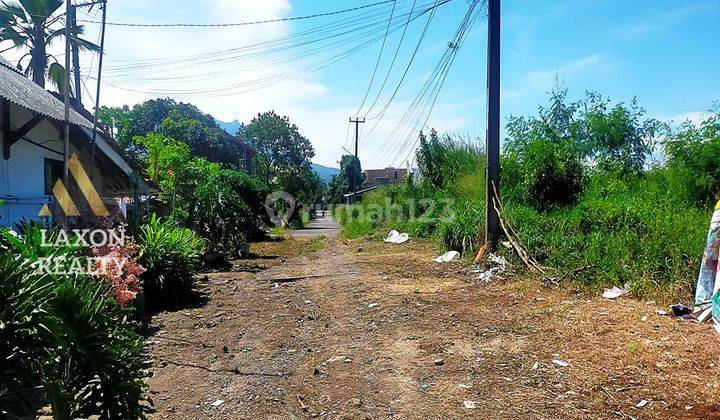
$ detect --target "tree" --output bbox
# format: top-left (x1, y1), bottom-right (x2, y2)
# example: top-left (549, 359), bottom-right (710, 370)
top-left (0, 0), bottom-right (100, 88)
top-left (326, 174), bottom-right (347, 204)
top-left (132, 133), bottom-right (190, 187)
top-left (339, 154), bottom-right (362, 193)
top-left (416, 129), bottom-right (444, 188)
top-left (243, 111), bottom-right (315, 186)
top-left (98, 99), bottom-right (247, 168)
top-left (582, 92), bottom-right (664, 174)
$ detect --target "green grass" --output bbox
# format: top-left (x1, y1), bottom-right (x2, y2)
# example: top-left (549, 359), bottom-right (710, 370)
top-left (337, 150), bottom-right (710, 301)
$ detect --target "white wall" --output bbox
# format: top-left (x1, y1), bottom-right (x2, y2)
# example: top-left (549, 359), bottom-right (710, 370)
top-left (0, 105), bottom-right (104, 227)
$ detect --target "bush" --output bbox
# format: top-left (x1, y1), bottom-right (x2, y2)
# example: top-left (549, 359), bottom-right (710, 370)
top-left (171, 159), bottom-right (267, 254)
top-left (664, 110), bottom-right (720, 206)
top-left (137, 215), bottom-right (205, 308)
top-left (0, 226), bottom-right (151, 419)
top-left (503, 138), bottom-right (586, 209)
top-left (506, 174), bottom-right (707, 297)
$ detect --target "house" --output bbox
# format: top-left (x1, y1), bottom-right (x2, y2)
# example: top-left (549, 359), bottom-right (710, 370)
top-left (362, 167), bottom-right (408, 188)
top-left (0, 56), bottom-right (147, 227)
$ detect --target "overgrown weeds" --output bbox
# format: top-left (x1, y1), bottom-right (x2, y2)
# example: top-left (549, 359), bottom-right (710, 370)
top-left (337, 90), bottom-right (719, 300)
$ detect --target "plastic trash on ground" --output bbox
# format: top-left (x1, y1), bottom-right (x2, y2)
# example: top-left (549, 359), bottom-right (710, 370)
top-left (473, 254), bottom-right (507, 282)
top-left (434, 251), bottom-right (460, 263)
top-left (602, 286), bottom-right (629, 299)
top-left (384, 230), bottom-right (409, 244)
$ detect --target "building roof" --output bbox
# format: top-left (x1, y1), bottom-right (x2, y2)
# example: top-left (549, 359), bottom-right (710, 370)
top-left (0, 55), bottom-right (93, 129)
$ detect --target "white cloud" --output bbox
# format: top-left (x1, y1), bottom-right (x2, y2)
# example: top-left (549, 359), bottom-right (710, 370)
top-left (522, 53), bottom-right (616, 91)
top-left (666, 111), bottom-right (709, 125)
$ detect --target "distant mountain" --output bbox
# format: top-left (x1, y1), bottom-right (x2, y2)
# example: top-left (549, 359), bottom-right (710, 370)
top-left (216, 119), bottom-right (241, 136)
top-left (311, 163), bottom-right (340, 183)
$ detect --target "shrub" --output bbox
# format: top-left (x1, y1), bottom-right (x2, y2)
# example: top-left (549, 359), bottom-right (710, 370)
top-left (664, 110), bottom-right (720, 206)
top-left (0, 226), bottom-right (151, 419)
top-left (437, 198), bottom-right (483, 255)
top-left (92, 242), bottom-right (145, 307)
top-left (171, 159), bottom-right (267, 254)
top-left (137, 215), bottom-right (205, 308)
top-left (504, 138), bottom-right (586, 209)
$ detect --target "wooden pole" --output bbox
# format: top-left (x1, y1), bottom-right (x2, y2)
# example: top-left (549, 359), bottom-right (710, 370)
top-left (63, 0), bottom-right (71, 191)
top-left (484, 0), bottom-right (501, 250)
top-left (90, 0), bottom-right (107, 183)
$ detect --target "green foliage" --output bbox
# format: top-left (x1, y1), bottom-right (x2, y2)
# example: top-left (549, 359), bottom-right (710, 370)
top-left (327, 173), bottom-right (347, 204)
top-left (505, 174), bottom-right (707, 296)
top-left (503, 138), bottom-right (586, 209)
top-left (243, 110), bottom-right (315, 184)
top-left (137, 215), bottom-right (205, 308)
top-left (133, 132), bottom-right (190, 188)
top-left (0, 225), bottom-right (151, 419)
top-left (417, 129), bottom-right (445, 188)
top-left (243, 111), bottom-right (321, 218)
top-left (337, 88), bottom-right (718, 300)
top-left (0, 0), bottom-right (100, 88)
top-left (340, 154), bottom-right (363, 192)
top-left (98, 98), bottom-right (247, 168)
top-left (171, 159), bottom-right (267, 253)
top-left (664, 109), bottom-right (720, 206)
top-left (582, 92), bottom-right (665, 174)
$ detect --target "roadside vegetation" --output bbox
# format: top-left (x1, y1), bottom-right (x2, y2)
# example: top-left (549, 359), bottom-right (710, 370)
top-left (337, 88), bottom-right (719, 300)
top-left (0, 97), bottom-right (324, 416)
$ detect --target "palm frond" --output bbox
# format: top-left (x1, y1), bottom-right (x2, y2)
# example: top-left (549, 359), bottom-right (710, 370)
top-left (47, 61), bottom-right (67, 94)
top-left (0, 2), bottom-right (26, 23)
top-left (18, 0), bottom-right (62, 21)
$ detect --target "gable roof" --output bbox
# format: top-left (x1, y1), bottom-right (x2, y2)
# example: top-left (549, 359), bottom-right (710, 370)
top-left (0, 55), bottom-right (93, 129)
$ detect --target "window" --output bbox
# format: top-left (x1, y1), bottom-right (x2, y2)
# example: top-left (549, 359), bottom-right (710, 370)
top-left (44, 158), bottom-right (63, 195)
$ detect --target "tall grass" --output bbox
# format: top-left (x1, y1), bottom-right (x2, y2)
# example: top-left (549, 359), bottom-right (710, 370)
top-left (337, 132), bottom-right (712, 300)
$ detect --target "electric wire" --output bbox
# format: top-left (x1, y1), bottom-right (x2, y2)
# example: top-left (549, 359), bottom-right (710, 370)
top-left (77, 0), bottom-right (397, 28)
top-left (93, 2), bottom-right (448, 98)
top-left (351, 0), bottom-right (398, 117)
top-left (370, 0), bottom-right (483, 167)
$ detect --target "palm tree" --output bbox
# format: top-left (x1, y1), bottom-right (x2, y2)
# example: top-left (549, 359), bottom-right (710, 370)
top-left (0, 0), bottom-right (100, 89)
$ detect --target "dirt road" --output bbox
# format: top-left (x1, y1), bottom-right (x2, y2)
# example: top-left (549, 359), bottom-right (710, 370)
top-left (146, 230), bottom-right (720, 419)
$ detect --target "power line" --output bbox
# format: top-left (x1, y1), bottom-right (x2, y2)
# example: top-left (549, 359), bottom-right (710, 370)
top-left (77, 0), bottom-right (397, 28)
top-left (358, 0), bottom-right (419, 118)
top-left (93, 2), bottom-right (446, 98)
top-left (351, 0), bottom-right (398, 116)
top-left (369, 0), bottom-right (484, 167)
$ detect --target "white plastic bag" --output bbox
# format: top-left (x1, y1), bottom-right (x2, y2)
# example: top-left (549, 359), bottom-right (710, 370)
top-left (384, 230), bottom-right (409, 244)
top-left (434, 251), bottom-right (460, 263)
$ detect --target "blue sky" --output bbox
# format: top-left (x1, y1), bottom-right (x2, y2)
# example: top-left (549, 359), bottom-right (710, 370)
top-left (7, 0), bottom-right (716, 168)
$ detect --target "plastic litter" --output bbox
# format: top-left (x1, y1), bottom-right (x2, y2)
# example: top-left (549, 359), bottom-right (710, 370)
top-left (602, 286), bottom-right (629, 299)
top-left (463, 401), bottom-right (477, 409)
top-left (434, 251), bottom-right (460, 263)
top-left (211, 400), bottom-right (225, 407)
top-left (475, 254), bottom-right (508, 282)
top-left (384, 230), bottom-right (409, 244)
top-left (670, 304), bottom-right (698, 322)
top-left (636, 399), bottom-right (649, 408)
top-left (552, 359), bottom-right (569, 367)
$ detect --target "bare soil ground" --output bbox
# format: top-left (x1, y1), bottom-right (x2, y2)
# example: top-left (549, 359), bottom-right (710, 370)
top-left (145, 235), bottom-right (720, 419)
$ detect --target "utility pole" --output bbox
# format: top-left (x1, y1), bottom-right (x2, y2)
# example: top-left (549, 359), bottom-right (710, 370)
top-left (484, 0), bottom-right (500, 250)
top-left (62, 0), bottom-right (71, 192)
top-left (68, 4), bottom-right (82, 102)
top-left (89, 0), bottom-right (107, 183)
top-left (349, 117), bottom-right (365, 203)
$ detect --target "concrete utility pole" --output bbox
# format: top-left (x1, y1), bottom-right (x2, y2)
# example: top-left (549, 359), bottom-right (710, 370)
top-left (349, 117), bottom-right (365, 203)
top-left (484, 0), bottom-right (501, 250)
